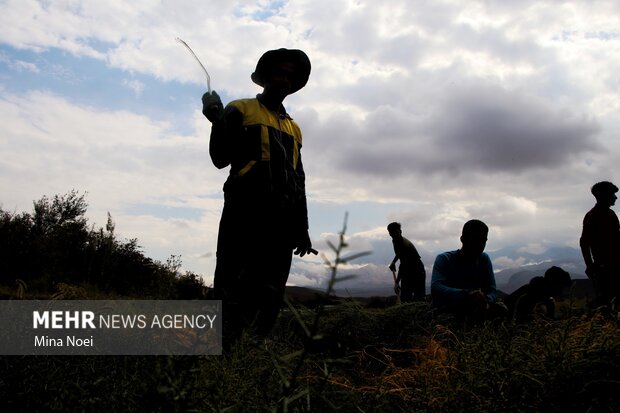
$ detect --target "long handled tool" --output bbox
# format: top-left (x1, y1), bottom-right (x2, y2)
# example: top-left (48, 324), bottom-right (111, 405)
top-left (175, 37), bottom-right (212, 93)
top-left (391, 269), bottom-right (401, 305)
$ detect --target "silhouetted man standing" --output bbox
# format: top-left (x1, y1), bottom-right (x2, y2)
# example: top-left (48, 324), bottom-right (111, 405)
top-left (431, 219), bottom-right (506, 320)
top-left (580, 181), bottom-right (620, 308)
top-left (202, 49), bottom-right (317, 347)
top-left (388, 222), bottom-right (426, 302)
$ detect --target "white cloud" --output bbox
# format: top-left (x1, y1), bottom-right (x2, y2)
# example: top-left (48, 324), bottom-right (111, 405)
top-left (493, 256), bottom-right (528, 270)
top-left (517, 243), bottom-right (548, 255)
top-left (1, 0), bottom-right (619, 287)
top-left (0, 90), bottom-right (223, 281)
top-left (122, 79), bottom-right (145, 97)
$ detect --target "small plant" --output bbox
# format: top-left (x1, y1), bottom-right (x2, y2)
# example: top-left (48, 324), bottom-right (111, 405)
top-left (51, 282), bottom-right (90, 300)
top-left (15, 279), bottom-right (27, 299)
top-left (274, 212), bottom-right (370, 412)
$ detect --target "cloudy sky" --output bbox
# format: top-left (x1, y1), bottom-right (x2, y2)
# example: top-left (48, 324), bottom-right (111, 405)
top-left (1, 0), bottom-right (619, 290)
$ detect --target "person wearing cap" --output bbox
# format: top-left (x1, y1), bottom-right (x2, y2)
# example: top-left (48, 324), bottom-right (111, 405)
top-left (580, 181), bottom-right (620, 308)
top-left (431, 220), bottom-right (507, 321)
top-left (201, 49), bottom-right (316, 347)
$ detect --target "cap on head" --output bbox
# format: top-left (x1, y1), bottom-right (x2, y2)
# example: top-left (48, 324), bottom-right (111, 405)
top-left (251, 48), bottom-right (311, 94)
top-left (591, 181), bottom-right (618, 200)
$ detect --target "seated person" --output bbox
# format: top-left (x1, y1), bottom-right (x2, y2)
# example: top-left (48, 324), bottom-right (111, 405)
top-left (431, 219), bottom-right (506, 320)
top-left (505, 266), bottom-right (572, 322)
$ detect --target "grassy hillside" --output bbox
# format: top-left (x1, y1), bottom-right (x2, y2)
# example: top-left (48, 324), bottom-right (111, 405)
top-left (1, 194), bottom-right (618, 412)
top-left (0, 297), bottom-right (618, 412)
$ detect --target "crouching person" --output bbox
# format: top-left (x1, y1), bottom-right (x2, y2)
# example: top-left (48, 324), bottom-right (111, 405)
top-left (431, 219), bottom-right (507, 323)
top-left (505, 266), bottom-right (572, 323)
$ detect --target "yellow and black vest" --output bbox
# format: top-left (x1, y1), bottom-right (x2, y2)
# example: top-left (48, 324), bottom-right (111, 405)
top-left (223, 98), bottom-right (305, 207)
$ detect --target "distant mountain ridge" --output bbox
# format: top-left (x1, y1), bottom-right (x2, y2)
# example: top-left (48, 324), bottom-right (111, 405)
top-left (489, 245), bottom-right (582, 262)
top-left (489, 245), bottom-right (587, 293)
top-left (301, 245), bottom-right (590, 297)
top-left (287, 279), bottom-right (594, 304)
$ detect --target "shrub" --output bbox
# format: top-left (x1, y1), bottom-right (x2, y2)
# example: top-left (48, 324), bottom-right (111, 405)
top-left (0, 191), bottom-right (205, 298)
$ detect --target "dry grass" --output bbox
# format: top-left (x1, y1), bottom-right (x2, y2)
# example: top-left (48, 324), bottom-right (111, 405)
top-left (0, 296), bottom-right (618, 412)
top-left (1, 212), bottom-right (618, 411)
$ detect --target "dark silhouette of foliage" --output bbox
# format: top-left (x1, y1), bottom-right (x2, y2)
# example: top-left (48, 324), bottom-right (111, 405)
top-left (175, 271), bottom-right (208, 299)
top-left (0, 191), bottom-right (207, 298)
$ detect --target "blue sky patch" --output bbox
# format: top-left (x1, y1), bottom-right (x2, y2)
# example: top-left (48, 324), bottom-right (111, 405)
top-left (0, 44), bottom-right (201, 135)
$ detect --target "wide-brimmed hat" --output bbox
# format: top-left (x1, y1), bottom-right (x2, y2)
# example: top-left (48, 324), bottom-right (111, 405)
top-left (251, 48), bottom-right (311, 94)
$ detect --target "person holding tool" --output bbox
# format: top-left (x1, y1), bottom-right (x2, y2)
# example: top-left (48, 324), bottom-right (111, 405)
top-left (387, 222), bottom-right (426, 302)
top-left (201, 48), bottom-right (317, 348)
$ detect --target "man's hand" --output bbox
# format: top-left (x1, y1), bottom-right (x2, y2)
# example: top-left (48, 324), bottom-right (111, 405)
top-left (389, 262), bottom-right (397, 272)
top-left (294, 231), bottom-right (318, 258)
top-left (294, 246), bottom-right (318, 258)
top-left (467, 289), bottom-right (488, 308)
top-left (202, 90), bottom-right (223, 122)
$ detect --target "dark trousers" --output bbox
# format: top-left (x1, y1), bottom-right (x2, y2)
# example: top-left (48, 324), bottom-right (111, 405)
top-left (213, 196), bottom-right (295, 348)
top-left (592, 266), bottom-right (620, 308)
top-left (399, 268), bottom-right (426, 302)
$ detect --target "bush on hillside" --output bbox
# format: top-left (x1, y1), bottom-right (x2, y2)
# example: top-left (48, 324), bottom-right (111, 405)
top-left (0, 191), bottom-right (206, 298)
